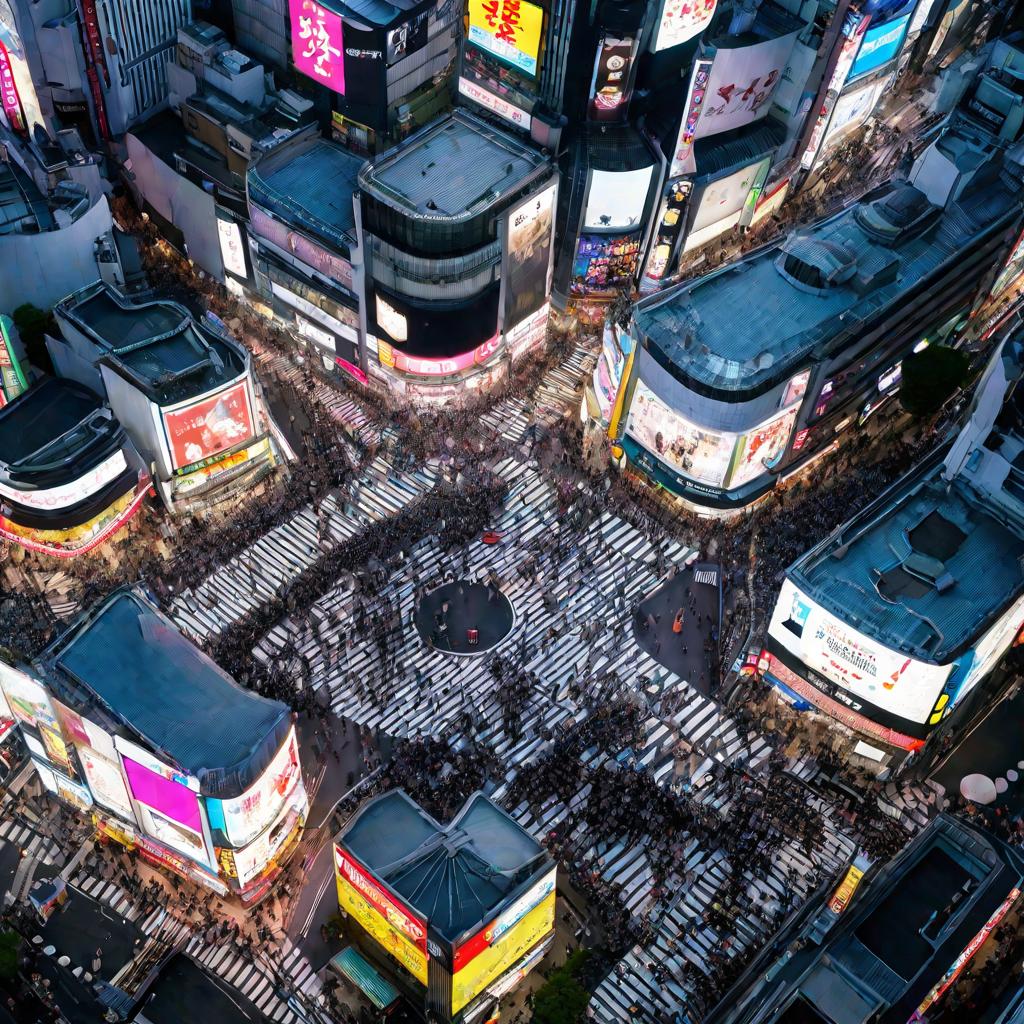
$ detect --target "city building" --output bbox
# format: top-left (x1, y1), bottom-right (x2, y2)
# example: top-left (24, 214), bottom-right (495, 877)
top-left (0, 148), bottom-right (128, 312)
top-left (601, 120), bottom-right (1024, 513)
top-left (708, 815), bottom-right (1024, 1024)
top-left (126, 21), bottom-right (318, 283)
top-left (358, 109), bottom-right (556, 402)
top-left (0, 377), bottom-right (150, 557)
top-left (334, 789), bottom-right (556, 1022)
top-left (0, 587), bottom-right (308, 904)
top-left (50, 282), bottom-right (281, 513)
top-left (762, 335), bottom-right (1024, 763)
top-left (246, 131), bottom-right (364, 373)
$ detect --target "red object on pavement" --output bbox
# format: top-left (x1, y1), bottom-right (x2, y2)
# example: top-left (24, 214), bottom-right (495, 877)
top-left (482, 531), bottom-right (502, 544)
top-left (467, 628), bottom-right (479, 645)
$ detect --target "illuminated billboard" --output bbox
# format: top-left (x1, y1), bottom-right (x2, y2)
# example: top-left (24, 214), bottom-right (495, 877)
top-left (685, 157), bottom-right (769, 252)
top-left (503, 181), bottom-right (557, 329)
top-left (848, 12), bottom-right (911, 80)
top-left (640, 180), bottom-right (691, 288)
top-left (589, 37), bottom-right (635, 121)
top-left (217, 218), bottom-right (248, 279)
top-left (468, 0), bottom-right (544, 77)
top-left (0, 451), bottom-right (127, 512)
top-left (0, 662), bottom-right (57, 730)
top-left (694, 32), bottom-right (798, 141)
top-left (583, 167), bottom-right (654, 231)
top-left (669, 58), bottom-right (713, 177)
top-left (767, 578), bottom-right (952, 726)
top-left (0, 1), bottom-right (43, 135)
top-left (571, 233), bottom-right (642, 296)
top-left (334, 845), bottom-right (428, 983)
top-left (653, 0), bottom-right (716, 52)
top-left (377, 334), bottom-right (501, 377)
top-left (452, 870), bottom-right (556, 1013)
top-left (727, 407), bottom-right (797, 490)
top-left (79, 746), bottom-right (136, 822)
top-left (248, 206), bottom-right (354, 290)
top-left (162, 381), bottom-right (254, 472)
top-left (593, 323), bottom-right (632, 421)
top-left (213, 727), bottom-right (302, 847)
top-left (291, 0), bottom-right (345, 93)
top-left (625, 380), bottom-right (735, 488)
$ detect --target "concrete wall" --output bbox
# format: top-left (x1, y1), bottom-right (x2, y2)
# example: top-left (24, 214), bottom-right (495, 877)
top-left (0, 195), bottom-right (111, 312)
top-left (126, 130), bottom-right (225, 280)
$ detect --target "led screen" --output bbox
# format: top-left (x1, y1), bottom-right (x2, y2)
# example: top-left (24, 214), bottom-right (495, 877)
top-left (503, 181), bottom-right (557, 328)
top-left (291, 0), bottom-right (345, 93)
top-left (162, 381), bottom-right (254, 473)
top-left (653, 0), bottom-right (716, 52)
top-left (767, 578), bottom-right (952, 726)
top-left (583, 167), bottom-right (654, 230)
top-left (848, 12), bottom-right (911, 80)
top-left (467, 0), bottom-right (544, 76)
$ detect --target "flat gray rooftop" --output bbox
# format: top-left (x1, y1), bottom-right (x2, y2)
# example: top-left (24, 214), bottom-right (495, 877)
top-left (790, 469), bottom-right (1024, 663)
top-left (361, 111), bottom-right (542, 220)
top-left (635, 169), bottom-right (1020, 393)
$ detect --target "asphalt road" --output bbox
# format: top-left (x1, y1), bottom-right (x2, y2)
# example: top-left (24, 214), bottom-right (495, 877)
top-left (138, 953), bottom-right (269, 1024)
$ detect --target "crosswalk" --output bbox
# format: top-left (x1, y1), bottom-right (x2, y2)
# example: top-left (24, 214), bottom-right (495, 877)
top-left (0, 814), bottom-right (64, 866)
top-left (68, 868), bottom-right (322, 1023)
top-left (160, 334), bottom-right (871, 1020)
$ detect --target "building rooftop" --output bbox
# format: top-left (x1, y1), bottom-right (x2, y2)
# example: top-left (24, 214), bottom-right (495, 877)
top-left (708, 816), bottom-right (1024, 1024)
top-left (789, 338), bottom-right (1024, 664)
top-left (43, 588), bottom-right (291, 796)
top-left (0, 378), bottom-right (108, 470)
top-left (317, 0), bottom-right (426, 29)
top-left (55, 283), bottom-right (247, 405)
top-left (633, 143), bottom-right (1022, 397)
top-left (339, 790), bottom-right (550, 942)
top-left (248, 136), bottom-right (363, 253)
top-left (359, 110), bottom-right (545, 223)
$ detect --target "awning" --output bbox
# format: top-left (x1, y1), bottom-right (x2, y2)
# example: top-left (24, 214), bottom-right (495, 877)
top-left (330, 947), bottom-right (399, 1009)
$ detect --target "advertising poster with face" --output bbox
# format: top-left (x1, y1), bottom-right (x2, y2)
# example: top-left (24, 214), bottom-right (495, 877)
top-left (503, 182), bottom-right (557, 329)
top-left (727, 407), bottom-right (798, 490)
top-left (163, 381), bottom-right (254, 472)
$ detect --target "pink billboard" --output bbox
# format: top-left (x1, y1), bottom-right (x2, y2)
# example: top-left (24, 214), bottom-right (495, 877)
top-left (249, 206), bottom-right (354, 291)
top-left (122, 755), bottom-right (202, 832)
top-left (378, 335), bottom-right (502, 377)
top-left (0, 41), bottom-right (24, 133)
top-left (291, 0), bottom-right (345, 94)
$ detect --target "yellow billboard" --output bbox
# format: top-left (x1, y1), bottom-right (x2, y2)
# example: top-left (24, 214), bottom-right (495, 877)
top-left (467, 0), bottom-right (544, 77)
top-left (334, 846), bottom-right (428, 985)
top-left (452, 890), bottom-right (555, 1013)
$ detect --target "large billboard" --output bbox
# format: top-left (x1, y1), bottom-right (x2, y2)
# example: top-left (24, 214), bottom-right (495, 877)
top-left (848, 12), bottom-right (911, 80)
top-left (213, 726), bottom-right (302, 847)
top-left (162, 381), bottom-right (254, 472)
top-left (823, 77), bottom-right (887, 147)
top-left (0, 662), bottom-right (57, 730)
top-left (583, 167), bottom-right (654, 231)
top-left (767, 578), bottom-right (952, 726)
top-left (571, 233), bottom-right (642, 296)
top-left (468, 0), bottom-right (544, 77)
top-left (0, 0), bottom-right (43, 134)
top-left (686, 157), bottom-right (769, 249)
top-left (589, 37), bottom-right (636, 122)
top-left (377, 334), bottom-right (501, 377)
top-left (249, 206), bottom-right (354, 290)
top-left (653, 0), bottom-right (717, 52)
top-left (694, 33), bottom-right (798, 141)
top-left (79, 746), bottom-right (136, 822)
top-left (334, 845), bottom-right (428, 984)
top-left (452, 871), bottom-right (557, 1013)
top-left (502, 181), bottom-right (557, 330)
top-left (640, 180), bottom-right (692, 288)
top-left (625, 380), bottom-right (799, 490)
top-left (625, 380), bottom-right (735, 487)
top-left (291, 0), bottom-right (345, 93)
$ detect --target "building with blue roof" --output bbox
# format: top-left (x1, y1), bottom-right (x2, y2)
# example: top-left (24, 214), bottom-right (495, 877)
top-left (606, 118), bottom-right (1024, 513)
top-left (3, 586), bottom-right (309, 905)
top-left (763, 336), bottom-right (1024, 765)
top-left (334, 788), bottom-right (555, 1021)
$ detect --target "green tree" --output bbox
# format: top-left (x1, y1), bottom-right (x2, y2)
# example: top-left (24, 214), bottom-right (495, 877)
top-left (0, 930), bottom-right (21, 983)
top-left (532, 950), bottom-right (591, 1024)
top-left (12, 302), bottom-right (56, 373)
top-left (899, 345), bottom-right (969, 417)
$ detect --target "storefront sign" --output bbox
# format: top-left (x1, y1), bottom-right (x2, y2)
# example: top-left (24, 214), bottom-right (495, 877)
top-left (378, 334), bottom-right (502, 377)
top-left (458, 77), bottom-right (531, 130)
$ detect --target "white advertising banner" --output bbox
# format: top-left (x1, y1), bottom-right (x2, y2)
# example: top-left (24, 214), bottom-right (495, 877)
top-left (695, 32), bottom-right (799, 141)
top-left (583, 168), bottom-right (654, 231)
top-left (217, 726), bottom-right (302, 847)
top-left (79, 746), bottom-right (137, 823)
top-left (768, 578), bottom-right (951, 725)
top-left (689, 158), bottom-right (767, 234)
top-left (727, 407), bottom-right (797, 490)
top-left (458, 77), bottom-right (531, 130)
top-left (653, 0), bottom-right (716, 52)
top-left (217, 218), bottom-right (248, 279)
top-left (0, 451), bottom-right (127, 511)
top-left (823, 77), bottom-right (886, 147)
